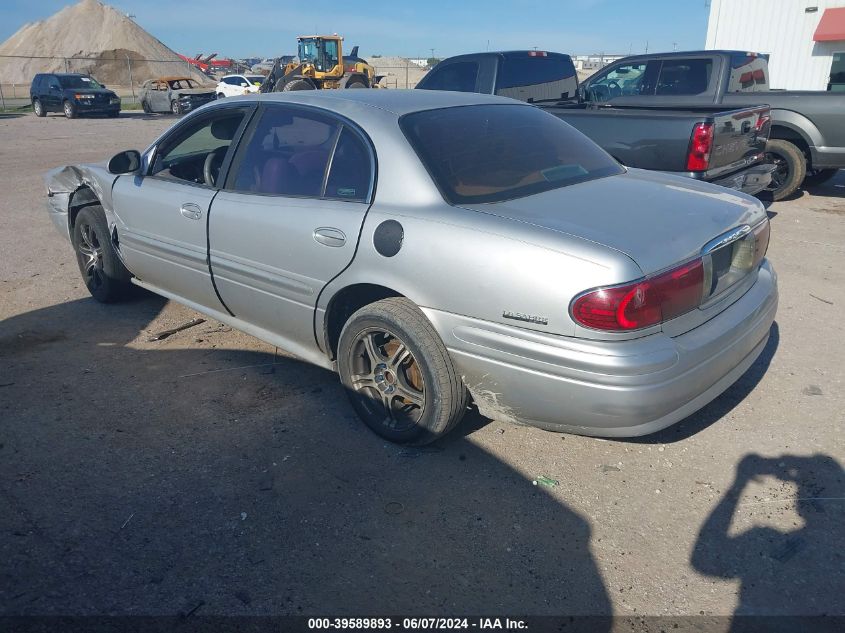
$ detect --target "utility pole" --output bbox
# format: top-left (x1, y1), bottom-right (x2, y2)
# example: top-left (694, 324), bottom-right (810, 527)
top-left (672, 42), bottom-right (678, 51)
top-left (645, 40), bottom-right (649, 54)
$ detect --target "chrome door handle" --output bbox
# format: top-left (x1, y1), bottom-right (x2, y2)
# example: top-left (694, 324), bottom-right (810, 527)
top-left (180, 203), bottom-right (203, 220)
top-left (313, 227), bottom-right (346, 247)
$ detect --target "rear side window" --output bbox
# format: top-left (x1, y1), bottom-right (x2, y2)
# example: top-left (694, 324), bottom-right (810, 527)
top-left (418, 61), bottom-right (478, 92)
top-left (728, 53), bottom-right (770, 92)
top-left (496, 53), bottom-right (578, 101)
top-left (401, 104), bottom-right (623, 205)
top-left (655, 59), bottom-right (712, 96)
top-left (324, 128), bottom-right (371, 201)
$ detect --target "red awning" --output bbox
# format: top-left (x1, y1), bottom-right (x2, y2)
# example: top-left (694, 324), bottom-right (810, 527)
top-left (814, 7), bottom-right (845, 41)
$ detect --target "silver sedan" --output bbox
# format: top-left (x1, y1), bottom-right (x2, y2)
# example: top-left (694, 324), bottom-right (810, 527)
top-left (44, 90), bottom-right (777, 444)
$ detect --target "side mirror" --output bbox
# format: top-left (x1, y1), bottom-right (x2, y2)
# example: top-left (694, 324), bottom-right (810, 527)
top-left (108, 149), bottom-right (142, 175)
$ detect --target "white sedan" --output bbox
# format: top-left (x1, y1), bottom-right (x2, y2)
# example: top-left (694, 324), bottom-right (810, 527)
top-left (215, 74), bottom-right (265, 98)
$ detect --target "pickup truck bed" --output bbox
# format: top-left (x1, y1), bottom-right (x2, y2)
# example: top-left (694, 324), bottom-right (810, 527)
top-left (545, 103), bottom-right (772, 193)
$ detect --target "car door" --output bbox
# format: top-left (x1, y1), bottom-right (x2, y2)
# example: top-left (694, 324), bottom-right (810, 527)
top-left (45, 75), bottom-right (63, 111)
top-left (111, 103), bottom-right (254, 310)
top-left (149, 82), bottom-right (168, 112)
top-left (208, 103), bottom-right (375, 352)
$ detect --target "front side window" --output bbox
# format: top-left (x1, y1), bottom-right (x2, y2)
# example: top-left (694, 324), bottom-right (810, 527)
top-left (587, 62), bottom-right (649, 101)
top-left (230, 106), bottom-right (339, 197)
top-left (151, 111), bottom-right (245, 186)
top-left (655, 59), bottom-right (713, 96)
top-left (417, 61), bottom-right (479, 93)
top-left (401, 104), bottom-right (623, 205)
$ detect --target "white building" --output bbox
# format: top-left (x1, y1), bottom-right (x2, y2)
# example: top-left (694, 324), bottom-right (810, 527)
top-left (706, 0), bottom-right (845, 90)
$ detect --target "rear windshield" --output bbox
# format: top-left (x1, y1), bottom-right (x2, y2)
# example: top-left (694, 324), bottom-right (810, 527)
top-left (58, 75), bottom-right (103, 89)
top-left (400, 104), bottom-right (623, 205)
top-left (728, 53), bottom-right (770, 92)
top-left (496, 53), bottom-right (578, 101)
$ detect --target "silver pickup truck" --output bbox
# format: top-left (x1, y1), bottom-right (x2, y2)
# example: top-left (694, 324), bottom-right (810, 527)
top-left (417, 51), bottom-right (775, 197)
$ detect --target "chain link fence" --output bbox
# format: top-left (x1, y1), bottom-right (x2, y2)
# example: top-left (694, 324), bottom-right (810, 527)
top-left (0, 54), bottom-right (429, 111)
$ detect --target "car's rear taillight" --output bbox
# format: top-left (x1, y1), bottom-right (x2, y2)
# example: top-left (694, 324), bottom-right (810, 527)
top-left (571, 258), bottom-right (705, 331)
top-left (686, 122), bottom-right (714, 172)
top-left (752, 219), bottom-right (770, 267)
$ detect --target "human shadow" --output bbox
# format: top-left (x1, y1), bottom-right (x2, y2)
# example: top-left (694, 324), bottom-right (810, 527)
top-left (692, 453), bottom-right (845, 631)
top-left (0, 296), bottom-right (611, 621)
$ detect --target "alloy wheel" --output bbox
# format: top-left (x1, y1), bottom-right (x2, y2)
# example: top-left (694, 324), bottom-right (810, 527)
top-left (76, 221), bottom-right (105, 291)
top-left (765, 151), bottom-right (788, 191)
top-left (349, 328), bottom-right (426, 432)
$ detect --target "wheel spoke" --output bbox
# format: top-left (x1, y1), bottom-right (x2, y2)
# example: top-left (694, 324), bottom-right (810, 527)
top-left (361, 332), bottom-right (385, 364)
top-left (395, 381), bottom-right (424, 408)
top-left (350, 373), bottom-right (377, 390)
top-left (387, 342), bottom-right (411, 369)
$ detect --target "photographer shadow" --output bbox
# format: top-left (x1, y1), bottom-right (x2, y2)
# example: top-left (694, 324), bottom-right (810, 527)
top-left (692, 453), bottom-right (845, 630)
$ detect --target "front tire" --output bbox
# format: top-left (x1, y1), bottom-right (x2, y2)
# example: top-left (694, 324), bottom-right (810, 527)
top-left (765, 139), bottom-right (806, 201)
top-left (33, 99), bottom-right (46, 117)
top-left (803, 168), bottom-right (839, 188)
top-left (171, 99), bottom-right (182, 115)
top-left (282, 78), bottom-right (315, 91)
top-left (337, 298), bottom-right (467, 445)
top-left (141, 99), bottom-right (152, 113)
top-left (72, 206), bottom-right (132, 303)
top-left (63, 100), bottom-right (77, 119)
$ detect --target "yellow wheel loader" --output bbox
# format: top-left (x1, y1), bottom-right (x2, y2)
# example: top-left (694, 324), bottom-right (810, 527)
top-left (260, 35), bottom-right (382, 92)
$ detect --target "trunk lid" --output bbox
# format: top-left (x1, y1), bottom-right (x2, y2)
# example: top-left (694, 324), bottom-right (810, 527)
top-left (462, 168), bottom-right (767, 276)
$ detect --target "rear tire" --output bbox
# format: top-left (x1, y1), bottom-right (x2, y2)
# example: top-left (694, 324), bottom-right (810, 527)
top-left (337, 297), bottom-right (467, 445)
top-left (765, 139), bottom-right (806, 201)
top-left (141, 99), bottom-right (152, 113)
top-left (217, 92), bottom-right (225, 99)
top-left (282, 78), bottom-right (315, 91)
top-left (63, 100), bottom-right (77, 119)
top-left (72, 205), bottom-right (132, 303)
top-left (803, 168), bottom-right (839, 188)
top-left (346, 80), bottom-right (367, 89)
top-left (33, 99), bottom-right (46, 117)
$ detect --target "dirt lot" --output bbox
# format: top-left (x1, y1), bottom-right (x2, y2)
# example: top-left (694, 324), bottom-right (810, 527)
top-left (1, 111), bottom-right (843, 625)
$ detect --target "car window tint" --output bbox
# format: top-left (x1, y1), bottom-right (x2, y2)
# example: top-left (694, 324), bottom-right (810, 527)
top-left (151, 111), bottom-right (245, 184)
top-left (230, 106), bottom-right (340, 197)
top-left (419, 61), bottom-right (478, 92)
top-left (401, 104), bottom-right (623, 205)
top-left (728, 53), bottom-right (770, 92)
top-left (324, 128), bottom-right (371, 201)
top-left (496, 53), bottom-right (579, 101)
top-left (655, 59), bottom-right (712, 95)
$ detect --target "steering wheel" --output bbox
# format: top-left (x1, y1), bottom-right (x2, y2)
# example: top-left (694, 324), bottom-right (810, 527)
top-left (203, 146), bottom-right (227, 187)
top-left (606, 80), bottom-right (622, 98)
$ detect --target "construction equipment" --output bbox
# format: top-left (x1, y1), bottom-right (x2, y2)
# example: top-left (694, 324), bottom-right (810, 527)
top-left (259, 35), bottom-right (381, 92)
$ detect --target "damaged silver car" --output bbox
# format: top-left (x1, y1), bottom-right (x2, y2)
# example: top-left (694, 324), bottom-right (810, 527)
top-left (138, 76), bottom-right (216, 115)
top-left (44, 91), bottom-right (777, 444)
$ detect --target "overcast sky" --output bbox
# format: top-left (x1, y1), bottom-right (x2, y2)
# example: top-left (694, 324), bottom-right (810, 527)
top-left (0, 0), bottom-right (709, 59)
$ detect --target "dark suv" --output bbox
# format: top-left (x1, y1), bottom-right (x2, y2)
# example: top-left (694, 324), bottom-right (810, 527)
top-left (30, 73), bottom-right (121, 119)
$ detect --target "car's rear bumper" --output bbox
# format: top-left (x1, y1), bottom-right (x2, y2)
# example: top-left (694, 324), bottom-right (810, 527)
top-left (683, 163), bottom-right (775, 195)
top-left (423, 260), bottom-right (777, 437)
top-left (709, 163), bottom-right (775, 195)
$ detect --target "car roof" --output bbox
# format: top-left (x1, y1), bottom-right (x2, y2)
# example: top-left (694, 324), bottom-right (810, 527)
top-left (236, 89), bottom-right (529, 116)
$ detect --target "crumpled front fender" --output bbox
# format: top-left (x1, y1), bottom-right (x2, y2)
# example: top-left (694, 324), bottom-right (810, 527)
top-left (43, 163), bottom-right (119, 242)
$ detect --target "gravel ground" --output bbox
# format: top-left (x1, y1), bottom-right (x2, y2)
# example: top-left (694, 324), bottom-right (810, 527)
top-left (0, 111), bottom-right (843, 624)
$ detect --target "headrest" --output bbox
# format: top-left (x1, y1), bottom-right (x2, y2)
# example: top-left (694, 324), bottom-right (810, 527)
top-left (211, 117), bottom-right (240, 141)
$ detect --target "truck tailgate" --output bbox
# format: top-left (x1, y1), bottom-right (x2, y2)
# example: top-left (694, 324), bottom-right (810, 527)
top-left (704, 105), bottom-right (770, 178)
